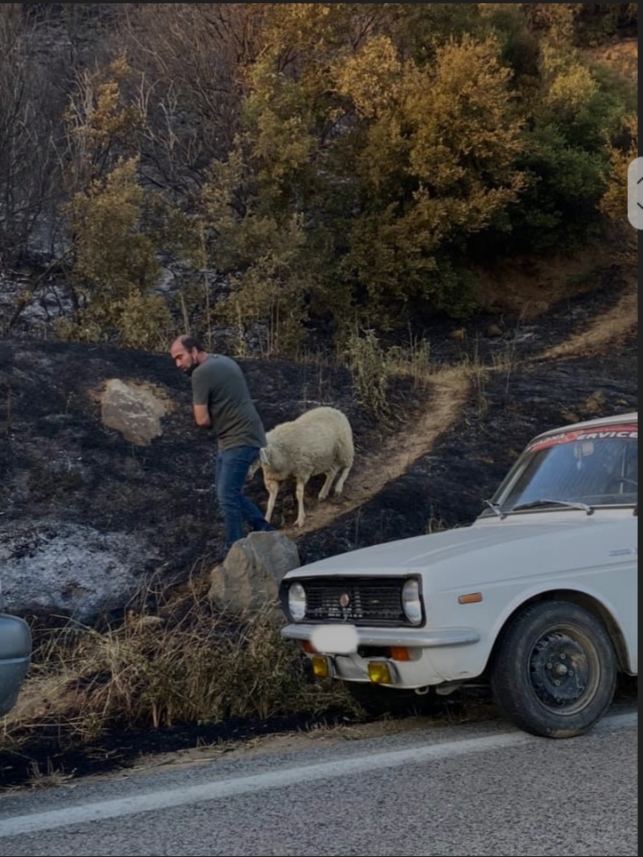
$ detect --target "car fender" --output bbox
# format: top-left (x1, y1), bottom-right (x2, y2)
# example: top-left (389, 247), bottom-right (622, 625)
top-left (484, 580), bottom-right (635, 673)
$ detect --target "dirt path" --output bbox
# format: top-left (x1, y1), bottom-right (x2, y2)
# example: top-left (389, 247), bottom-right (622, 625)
top-left (535, 270), bottom-right (638, 361)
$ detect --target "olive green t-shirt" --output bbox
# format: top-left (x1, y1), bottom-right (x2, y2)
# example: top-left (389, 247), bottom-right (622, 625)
top-left (191, 354), bottom-right (267, 451)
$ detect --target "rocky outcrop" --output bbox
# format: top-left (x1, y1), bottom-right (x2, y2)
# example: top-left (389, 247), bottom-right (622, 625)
top-left (208, 531), bottom-right (301, 613)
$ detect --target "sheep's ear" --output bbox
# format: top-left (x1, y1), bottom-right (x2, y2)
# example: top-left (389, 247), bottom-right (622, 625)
top-left (260, 447), bottom-right (270, 466)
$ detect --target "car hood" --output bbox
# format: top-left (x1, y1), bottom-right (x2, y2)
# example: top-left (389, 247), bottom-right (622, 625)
top-left (286, 514), bottom-right (636, 589)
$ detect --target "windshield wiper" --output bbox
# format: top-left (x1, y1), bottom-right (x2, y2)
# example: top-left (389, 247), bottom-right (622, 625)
top-left (483, 499), bottom-right (507, 520)
top-left (510, 498), bottom-right (594, 516)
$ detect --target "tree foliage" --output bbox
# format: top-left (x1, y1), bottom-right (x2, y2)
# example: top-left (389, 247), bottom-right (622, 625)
top-left (0, 5), bottom-right (66, 264)
top-left (60, 60), bottom-right (173, 349)
top-left (3, 3), bottom-right (637, 352)
top-left (199, 147), bottom-right (317, 355)
top-left (198, 3), bottom-right (632, 342)
top-left (599, 113), bottom-right (637, 222)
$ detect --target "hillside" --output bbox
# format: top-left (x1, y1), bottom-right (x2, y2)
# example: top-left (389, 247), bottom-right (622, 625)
top-left (0, 249), bottom-right (637, 790)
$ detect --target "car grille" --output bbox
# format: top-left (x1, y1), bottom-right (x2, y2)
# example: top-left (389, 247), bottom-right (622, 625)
top-left (299, 577), bottom-right (413, 626)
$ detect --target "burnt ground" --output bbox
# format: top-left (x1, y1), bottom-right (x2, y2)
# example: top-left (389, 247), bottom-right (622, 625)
top-left (0, 260), bottom-right (638, 791)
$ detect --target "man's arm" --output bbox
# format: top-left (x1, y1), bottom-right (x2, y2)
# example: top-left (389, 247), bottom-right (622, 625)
top-left (192, 403), bottom-right (211, 428)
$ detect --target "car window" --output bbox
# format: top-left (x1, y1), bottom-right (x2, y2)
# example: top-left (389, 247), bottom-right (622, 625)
top-left (492, 423), bottom-right (638, 512)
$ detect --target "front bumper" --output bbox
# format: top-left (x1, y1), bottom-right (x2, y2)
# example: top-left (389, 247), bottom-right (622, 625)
top-left (281, 623), bottom-right (479, 649)
top-left (281, 623), bottom-right (481, 688)
top-left (0, 614), bottom-right (32, 717)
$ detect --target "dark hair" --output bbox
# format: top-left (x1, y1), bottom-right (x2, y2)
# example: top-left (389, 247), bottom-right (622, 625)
top-left (180, 335), bottom-right (204, 352)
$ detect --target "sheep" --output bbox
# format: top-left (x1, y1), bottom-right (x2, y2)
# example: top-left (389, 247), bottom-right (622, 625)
top-left (249, 406), bottom-right (354, 528)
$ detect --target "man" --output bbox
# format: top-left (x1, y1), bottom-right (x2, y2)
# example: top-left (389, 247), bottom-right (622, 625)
top-left (169, 335), bottom-right (275, 558)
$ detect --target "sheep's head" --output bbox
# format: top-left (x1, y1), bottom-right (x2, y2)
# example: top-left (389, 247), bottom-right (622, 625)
top-left (248, 446), bottom-right (274, 480)
top-left (247, 456), bottom-right (263, 480)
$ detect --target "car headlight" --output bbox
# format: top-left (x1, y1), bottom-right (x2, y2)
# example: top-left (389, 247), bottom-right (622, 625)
top-left (402, 578), bottom-right (423, 625)
top-left (288, 582), bottom-right (307, 622)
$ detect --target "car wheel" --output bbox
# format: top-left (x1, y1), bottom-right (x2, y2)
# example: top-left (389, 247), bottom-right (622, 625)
top-left (491, 600), bottom-right (617, 738)
top-left (345, 682), bottom-right (438, 717)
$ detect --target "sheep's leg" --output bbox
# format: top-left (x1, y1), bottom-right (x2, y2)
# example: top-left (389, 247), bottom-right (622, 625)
top-left (334, 465), bottom-right (352, 495)
top-left (264, 478), bottom-right (280, 523)
top-left (294, 479), bottom-right (307, 527)
top-left (318, 467), bottom-right (338, 500)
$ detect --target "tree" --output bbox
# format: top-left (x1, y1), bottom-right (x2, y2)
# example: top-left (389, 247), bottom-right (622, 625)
top-left (60, 59), bottom-right (173, 349)
top-left (0, 5), bottom-right (65, 265)
top-left (200, 146), bottom-right (317, 356)
top-left (115, 4), bottom-right (266, 199)
top-left (224, 8), bottom-right (526, 335)
top-left (599, 113), bottom-right (637, 223)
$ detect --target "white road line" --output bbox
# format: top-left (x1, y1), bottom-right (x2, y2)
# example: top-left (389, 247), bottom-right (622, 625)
top-left (0, 712), bottom-right (636, 839)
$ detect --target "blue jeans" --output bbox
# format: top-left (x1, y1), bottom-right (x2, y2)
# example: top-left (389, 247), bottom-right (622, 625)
top-left (214, 446), bottom-right (274, 555)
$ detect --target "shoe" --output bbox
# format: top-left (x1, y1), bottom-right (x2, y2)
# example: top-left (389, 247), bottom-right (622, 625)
top-left (253, 522), bottom-right (276, 533)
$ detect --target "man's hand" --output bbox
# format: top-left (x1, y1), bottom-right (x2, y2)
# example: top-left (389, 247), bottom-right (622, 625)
top-left (192, 404), bottom-right (211, 428)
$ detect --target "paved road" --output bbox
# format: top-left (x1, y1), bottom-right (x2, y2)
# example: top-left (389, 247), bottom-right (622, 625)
top-left (0, 705), bottom-right (636, 857)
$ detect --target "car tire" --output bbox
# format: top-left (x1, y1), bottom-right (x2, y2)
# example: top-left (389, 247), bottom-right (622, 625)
top-left (345, 682), bottom-right (437, 717)
top-left (491, 600), bottom-right (617, 739)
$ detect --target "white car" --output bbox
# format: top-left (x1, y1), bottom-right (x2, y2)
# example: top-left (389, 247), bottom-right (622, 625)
top-left (279, 412), bottom-right (638, 738)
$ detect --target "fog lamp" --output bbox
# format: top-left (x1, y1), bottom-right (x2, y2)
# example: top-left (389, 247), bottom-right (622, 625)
top-left (311, 656), bottom-right (330, 679)
top-left (368, 661), bottom-right (393, 684)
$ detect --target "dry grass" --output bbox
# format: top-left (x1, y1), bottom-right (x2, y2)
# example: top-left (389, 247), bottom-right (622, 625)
top-left (23, 758), bottom-right (76, 790)
top-left (537, 269), bottom-right (638, 360)
top-left (439, 335), bottom-right (521, 421)
top-left (2, 583), bottom-right (359, 757)
top-left (473, 242), bottom-right (630, 322)
top-left (382, 335), bottom-right (433, 390)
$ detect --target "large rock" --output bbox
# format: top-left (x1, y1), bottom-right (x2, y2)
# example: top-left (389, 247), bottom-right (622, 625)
top-left (208, 531), bottom-right (301, 613)
top-left (100, 379), bottom-right (171, 446)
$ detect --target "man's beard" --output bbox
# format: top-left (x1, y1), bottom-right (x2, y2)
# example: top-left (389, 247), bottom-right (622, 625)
top-left (184, 359), bottom-right (197, 377)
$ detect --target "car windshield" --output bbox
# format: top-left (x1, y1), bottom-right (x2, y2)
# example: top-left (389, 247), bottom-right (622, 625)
top-left (489, 422), bottom-right (638, 515)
